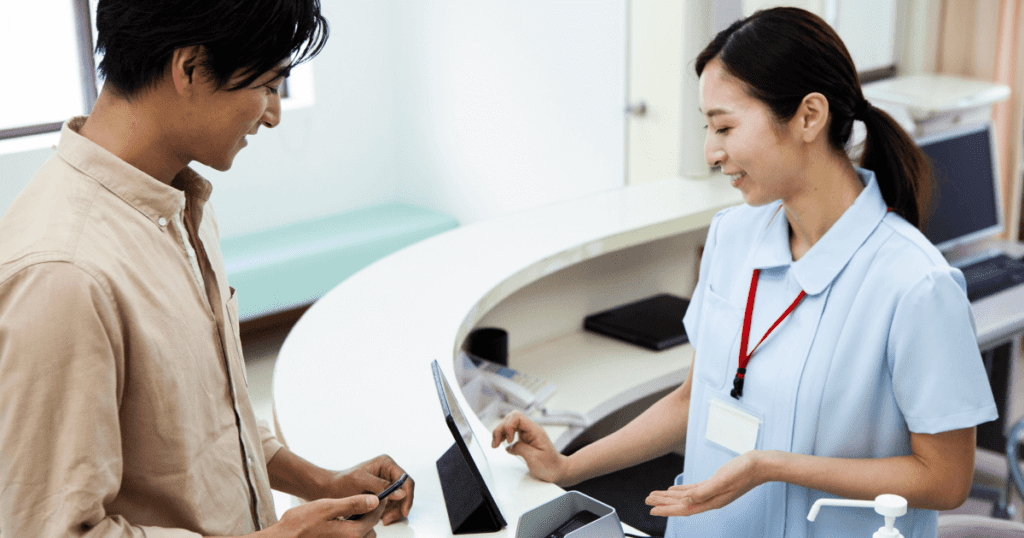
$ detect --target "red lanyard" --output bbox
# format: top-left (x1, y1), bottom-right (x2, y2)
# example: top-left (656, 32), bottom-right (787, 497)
top-left (732, 269), bottom-right (806, 399)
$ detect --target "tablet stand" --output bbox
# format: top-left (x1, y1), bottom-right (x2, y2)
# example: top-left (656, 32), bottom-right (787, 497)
top-left (437, 443), bottom-right (505, 534)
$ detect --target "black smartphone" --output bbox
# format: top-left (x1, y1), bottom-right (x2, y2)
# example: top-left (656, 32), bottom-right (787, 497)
top-left (546, 509), bottom-right (600, 538)
top-left (347, 473), bottom-right (409, 521)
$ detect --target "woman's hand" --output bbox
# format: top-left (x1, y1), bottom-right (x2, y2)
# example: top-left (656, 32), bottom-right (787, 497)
top-left (491, 411), bottom-right (570, 485)
top-left (645, 451), bottom-right (765, 517)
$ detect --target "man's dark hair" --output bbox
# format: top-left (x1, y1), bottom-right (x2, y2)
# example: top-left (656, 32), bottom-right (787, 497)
top-left (95, 0), bottom-right (329, 98)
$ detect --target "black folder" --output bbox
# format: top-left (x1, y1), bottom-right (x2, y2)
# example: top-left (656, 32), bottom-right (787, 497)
top-left (584, 293), bottom-right (690, 351)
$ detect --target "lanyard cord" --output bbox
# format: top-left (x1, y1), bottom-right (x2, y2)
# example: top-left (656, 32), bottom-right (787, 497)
top-left (732, 269), bottom-right (806, 399)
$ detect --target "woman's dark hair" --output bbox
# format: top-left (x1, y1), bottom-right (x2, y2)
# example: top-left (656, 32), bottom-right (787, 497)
top-left (695, 7), bottom-right (931, 229)
top-left (95, 0), bottom-right (329, 98)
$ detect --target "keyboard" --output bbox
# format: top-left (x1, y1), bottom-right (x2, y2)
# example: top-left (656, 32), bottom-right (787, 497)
top-left (960, 253), bottom-right (1024, 302)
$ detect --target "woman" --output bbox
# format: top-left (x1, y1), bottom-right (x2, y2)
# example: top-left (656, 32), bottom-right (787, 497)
top-left (491, 8), bottom-right (997, 538)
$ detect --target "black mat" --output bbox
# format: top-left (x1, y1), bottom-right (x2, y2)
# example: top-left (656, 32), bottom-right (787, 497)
top-left (565, 453), bottom-right (683, 537)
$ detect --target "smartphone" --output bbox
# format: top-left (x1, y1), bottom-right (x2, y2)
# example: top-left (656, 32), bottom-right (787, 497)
top-left (347, 473), bottom-right (409, 521)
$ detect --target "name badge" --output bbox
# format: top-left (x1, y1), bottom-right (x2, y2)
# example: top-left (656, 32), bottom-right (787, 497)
top-left (705, 397), bottom-right (761, 455)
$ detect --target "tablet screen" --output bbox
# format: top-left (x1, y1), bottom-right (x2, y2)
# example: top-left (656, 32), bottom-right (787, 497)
top-left (431, 360), bottom-right (497, 491)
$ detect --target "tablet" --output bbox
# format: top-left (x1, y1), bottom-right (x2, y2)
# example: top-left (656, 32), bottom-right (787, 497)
top-left (431, 360), bottom-right (506, 533)
top-left (583, 293), bottom-right (690, 351)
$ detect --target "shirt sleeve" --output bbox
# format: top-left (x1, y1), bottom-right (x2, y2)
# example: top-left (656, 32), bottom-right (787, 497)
top-left (0, 262), bottom-right (201, 538)
top-left (888, 266), bottom-right (999, 434)
top-left (259, 421), bottom-right (285, 461)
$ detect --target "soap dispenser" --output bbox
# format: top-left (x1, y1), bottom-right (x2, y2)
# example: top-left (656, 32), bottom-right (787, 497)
top-left (807, 494), bottom-right (908, 538)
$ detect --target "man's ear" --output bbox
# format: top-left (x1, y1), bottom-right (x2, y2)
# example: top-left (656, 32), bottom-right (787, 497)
top-left (170, 45), bottom-right (204, 96)
top-left (793, 92), bottom-right (830, 144)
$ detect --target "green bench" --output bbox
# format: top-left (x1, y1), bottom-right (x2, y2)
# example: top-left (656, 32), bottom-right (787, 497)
top-left (221, 203), bottom-right (459, 322)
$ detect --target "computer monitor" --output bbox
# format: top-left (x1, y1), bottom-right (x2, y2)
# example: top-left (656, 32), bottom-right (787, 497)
top-left (917, 122), bottom-right (1002, 253)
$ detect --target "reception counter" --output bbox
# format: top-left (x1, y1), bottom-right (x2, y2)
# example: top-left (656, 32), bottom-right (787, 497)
top-left (271, 176), bottom-right (742, 536)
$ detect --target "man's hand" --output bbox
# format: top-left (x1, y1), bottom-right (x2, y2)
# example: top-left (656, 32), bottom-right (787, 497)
top-left (324, 455), bottom-right (414, 525)
top-left (256, 494), bottom-right (382, 538)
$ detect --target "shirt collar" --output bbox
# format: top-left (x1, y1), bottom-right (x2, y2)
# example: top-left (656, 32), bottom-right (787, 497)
top-left (749, 168), bottom-right (887, 295)
top-left (57, 116), bottom-right (213, 225)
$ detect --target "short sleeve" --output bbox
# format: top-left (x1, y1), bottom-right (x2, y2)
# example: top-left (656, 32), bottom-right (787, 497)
top-left (888, 266), bottom-right (998, 434)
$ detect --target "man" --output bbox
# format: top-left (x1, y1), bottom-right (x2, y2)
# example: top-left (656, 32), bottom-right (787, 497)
top-left (0, 1), bottom-right (413, 537)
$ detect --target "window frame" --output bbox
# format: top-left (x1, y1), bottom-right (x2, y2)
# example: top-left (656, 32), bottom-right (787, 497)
top-left (0, 0), bottom-right (97, 141)
top-left (1, 0), bottom-right (314, 145)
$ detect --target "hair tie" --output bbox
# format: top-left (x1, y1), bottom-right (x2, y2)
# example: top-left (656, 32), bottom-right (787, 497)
top-left (854, 99), bottom-right (871, 121)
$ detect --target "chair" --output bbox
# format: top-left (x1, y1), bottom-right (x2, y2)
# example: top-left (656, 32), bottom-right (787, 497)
top-left (937, 514), bottom-right (1024, 537)
top-left (987, 418), bottom-right (1024, 520)
top-left (969, 418), bottom-right (1024, 520)
top-left (1007, 418), bottom-right (1024, 516)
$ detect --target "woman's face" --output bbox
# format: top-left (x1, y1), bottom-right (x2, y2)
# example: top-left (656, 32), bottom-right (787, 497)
top-left (699, 58), bottom-right (804, 207)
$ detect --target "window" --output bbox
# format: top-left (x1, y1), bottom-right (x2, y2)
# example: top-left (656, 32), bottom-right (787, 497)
top-left (1, 0), bottom-right (315, 145)
top-left (0, 0), bottom-right (97, 140)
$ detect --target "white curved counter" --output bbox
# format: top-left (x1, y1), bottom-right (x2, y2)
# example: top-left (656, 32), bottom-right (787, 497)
top-left (272, 176), bottom-right (742, 537)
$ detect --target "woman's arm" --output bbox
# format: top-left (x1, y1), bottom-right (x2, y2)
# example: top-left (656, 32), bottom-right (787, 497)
top-left (563, 361), bottom-right (694, 486)
top-left (646, 426), bottom-right (976, 516)
top-left (493, 354), bottom-right (695, 487)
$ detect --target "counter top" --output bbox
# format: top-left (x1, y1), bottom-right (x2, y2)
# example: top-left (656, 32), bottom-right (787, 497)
top-left (272, 176), bottom-right (741, 536)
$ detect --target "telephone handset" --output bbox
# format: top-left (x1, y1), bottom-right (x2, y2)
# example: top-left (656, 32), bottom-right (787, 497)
top-left (475, 360), bottom-right (556, 409)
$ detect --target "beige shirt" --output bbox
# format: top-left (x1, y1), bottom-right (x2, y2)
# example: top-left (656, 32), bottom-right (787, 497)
top-left (0, 118), bottom-right (283, 537)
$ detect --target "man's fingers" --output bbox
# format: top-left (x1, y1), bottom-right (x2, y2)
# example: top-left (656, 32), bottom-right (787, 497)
top-left (397, 475), bottom-right (415, 518)
top-left (321, 494), bottom-right (380, 520)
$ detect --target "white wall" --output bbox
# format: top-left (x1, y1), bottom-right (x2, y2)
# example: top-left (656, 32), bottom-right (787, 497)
top-left (1, 0), bottom-right (627, 239)
top-left (195, 0), bottom-right (403, 238)
top-left (392, 1), bottom-right (626, 224)
top-left (742, 0), bottom-right (899, 72)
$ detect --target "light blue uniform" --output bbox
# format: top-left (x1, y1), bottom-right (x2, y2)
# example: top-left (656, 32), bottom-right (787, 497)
top-left (666, 169), bottom-right (998, 538)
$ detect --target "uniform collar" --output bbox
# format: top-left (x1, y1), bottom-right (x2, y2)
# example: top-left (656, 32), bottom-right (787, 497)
top-left (57, 116), bottom-right (213, 226)
top-left (749, 168), bottom-right (887, 295)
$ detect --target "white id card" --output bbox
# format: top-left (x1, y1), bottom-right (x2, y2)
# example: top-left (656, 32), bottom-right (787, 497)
top-left (705, 398), bottom-right (761, 455)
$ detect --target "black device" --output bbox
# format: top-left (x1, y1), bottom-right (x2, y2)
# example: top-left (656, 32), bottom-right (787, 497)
top-left (545, 509), bottom-right (601, 538)
top-left (584, 293), bottom-right (690, 351)
top-left (921, 122), bottom-right (999, 253)
top-left (919, 122), bottom-right (1001, 252)
top-left (466, 327), bottom-right (509, 366)
top-left (347, 473), bottom-right (409, 520)
top-left (431, 360), bottom-right (507, 534)
top-left (916, 122), bottom-right (1024, 302)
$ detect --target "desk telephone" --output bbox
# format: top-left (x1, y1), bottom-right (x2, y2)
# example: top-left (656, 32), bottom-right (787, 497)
top-left (475, 360), bottom-right (557, 408)
top-left (461, 352), bottom-right (589, 428)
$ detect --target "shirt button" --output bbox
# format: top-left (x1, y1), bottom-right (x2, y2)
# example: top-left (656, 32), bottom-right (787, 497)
top-left (158, 217), bottom-right (167, 226)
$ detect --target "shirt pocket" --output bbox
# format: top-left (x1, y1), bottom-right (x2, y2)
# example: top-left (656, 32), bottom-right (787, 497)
top-left (225, 287), bottom-right (248, 386)
top-left (694, 286), bottom-right (743, 390)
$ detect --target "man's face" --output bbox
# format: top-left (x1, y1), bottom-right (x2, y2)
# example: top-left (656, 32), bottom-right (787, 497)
top-left (183, 63), bottom-right (286, 171)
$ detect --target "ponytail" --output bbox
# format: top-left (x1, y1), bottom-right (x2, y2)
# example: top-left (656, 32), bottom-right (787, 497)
top-left (859, 104), bottom-right (932, 229)
top-left (696, 7), bottom-right (933, 231)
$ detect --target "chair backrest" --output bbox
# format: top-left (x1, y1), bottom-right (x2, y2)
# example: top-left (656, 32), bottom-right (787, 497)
top-left (1008, 418), bottom-right (1024, 503)
top-left (937, 514), bottom-right (1024, 538)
